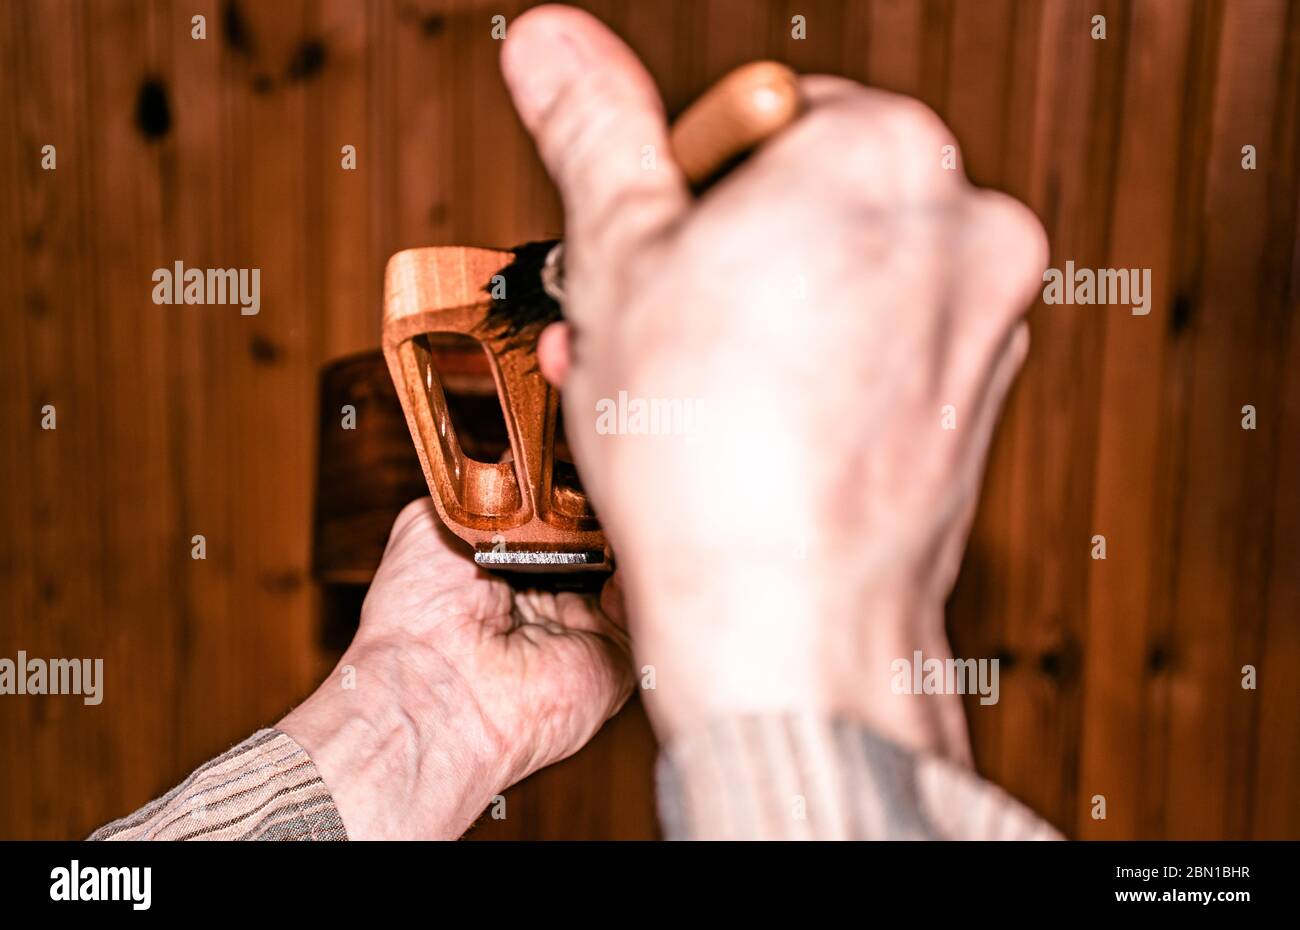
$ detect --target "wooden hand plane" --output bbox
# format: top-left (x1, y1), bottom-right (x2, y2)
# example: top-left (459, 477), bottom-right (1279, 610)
top-left (382, 62), bottom-right (802, 572)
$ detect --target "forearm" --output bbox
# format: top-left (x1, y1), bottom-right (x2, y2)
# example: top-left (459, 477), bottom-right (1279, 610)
top-left (625, 558), bottom-right (972, 751)
top-left (89, 729), bottom-right (346, 841)
top-left (92, 637), bottom-right (504, 841)
top-left (656, 713), bottom-right (1062, 840)
top-left (635, 583), bottom-right (1052, 840)
top-left (277, 637), bottom-right (505, 840)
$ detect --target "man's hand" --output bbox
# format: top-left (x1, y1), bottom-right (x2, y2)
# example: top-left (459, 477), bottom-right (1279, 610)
top-left (501, 6), bottom-right (1047, 760)
top-left (279, 499), bottom-right (633, 839)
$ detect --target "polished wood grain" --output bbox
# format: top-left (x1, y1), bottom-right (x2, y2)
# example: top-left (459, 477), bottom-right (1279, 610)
top-left (0, 0), bottom-right (1296, 840)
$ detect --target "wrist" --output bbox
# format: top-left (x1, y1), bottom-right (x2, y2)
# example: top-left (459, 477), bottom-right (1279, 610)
top-left (628, 571), bottom-right (969, 764)
top-left (278, 636), bottom-right (506, 839)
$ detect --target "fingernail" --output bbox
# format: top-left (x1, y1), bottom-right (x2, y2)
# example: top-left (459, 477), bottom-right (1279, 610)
top-left (501, 17), bottom-right (585, 125)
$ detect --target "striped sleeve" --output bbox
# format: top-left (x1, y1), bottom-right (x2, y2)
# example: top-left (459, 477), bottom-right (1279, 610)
top-left (89, 729), bottom-right (348, 841)
top-left (655, 714), bottom-right (1062, 840)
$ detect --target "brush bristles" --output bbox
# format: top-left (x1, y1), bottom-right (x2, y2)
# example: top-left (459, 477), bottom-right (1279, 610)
top-left (481, 238), bottom-right (564, 349)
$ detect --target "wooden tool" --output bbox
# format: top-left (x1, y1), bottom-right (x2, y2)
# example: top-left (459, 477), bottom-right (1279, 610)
top-left (668, 60), bottom-right (804, 186)
top-left (383, 62), bottom-right (803, 572)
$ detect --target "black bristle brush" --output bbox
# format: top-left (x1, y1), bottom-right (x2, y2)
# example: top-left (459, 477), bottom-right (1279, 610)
top-left (481, 238), bottom-right (563, 349)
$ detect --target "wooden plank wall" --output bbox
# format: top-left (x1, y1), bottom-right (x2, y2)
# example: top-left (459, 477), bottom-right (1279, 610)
top-left (0, 0), bottom-right (1296, 840)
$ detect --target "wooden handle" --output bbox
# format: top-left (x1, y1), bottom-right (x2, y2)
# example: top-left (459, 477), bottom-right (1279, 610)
top-left (669, 61), bottom-right (803, 186)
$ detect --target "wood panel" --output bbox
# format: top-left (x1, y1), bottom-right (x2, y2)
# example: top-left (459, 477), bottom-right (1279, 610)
top-left (1076, 0), bottom-right (1195, 840)
top-left (0, 0), bottom-right (1295, 840)
top-left (1162, 0), bottom-right (1296, 839)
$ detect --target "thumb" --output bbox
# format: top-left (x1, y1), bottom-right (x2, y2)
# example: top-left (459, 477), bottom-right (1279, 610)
top-left (500, 5), bottom-right (689, 268)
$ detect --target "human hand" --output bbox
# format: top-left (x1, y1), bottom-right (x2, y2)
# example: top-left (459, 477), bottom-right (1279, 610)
top-left (280, 498), bottom-right (633, 839)
top-left (500, 6), bottom-right (1046, 757)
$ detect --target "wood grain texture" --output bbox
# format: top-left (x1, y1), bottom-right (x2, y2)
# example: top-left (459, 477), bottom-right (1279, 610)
top-left (0, 0), bottom-right (1296, 840)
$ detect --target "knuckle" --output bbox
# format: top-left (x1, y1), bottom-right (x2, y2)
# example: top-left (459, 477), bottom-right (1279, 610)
top-left (972, 190), bottom-right (1050, 298)
top-left (979, 191), bottom-right (1048, 260)
top-left (881, 101), bottom-right (962, 189)
top-left (544, 78), bottom-right (667, 206)
top-left (394, 497), bottom-right (433, 533)
top-left (801, 94), bottom-right (963, 192)
top-left (1011, 322), bottom-right (1031, 366)
top-left (883, 97), bottom-right (956, 152)
top-left (543, 76), bottom-right (627, 186)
